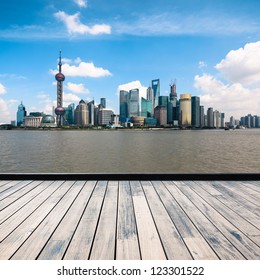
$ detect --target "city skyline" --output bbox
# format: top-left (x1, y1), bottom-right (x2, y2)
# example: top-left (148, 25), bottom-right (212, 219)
top-left (1, 0), bottom-right (260, 123)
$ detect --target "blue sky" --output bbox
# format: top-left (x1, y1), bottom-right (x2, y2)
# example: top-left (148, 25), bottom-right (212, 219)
top-left (1, 0), bottom-right (260, 123)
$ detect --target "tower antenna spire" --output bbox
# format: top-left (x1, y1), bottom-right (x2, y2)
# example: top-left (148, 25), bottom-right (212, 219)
top-left (58, 50), bottom-right (62, 73)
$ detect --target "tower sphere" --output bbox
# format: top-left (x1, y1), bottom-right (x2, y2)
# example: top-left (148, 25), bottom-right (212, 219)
top-left (55, 72), bottom-right (65, 82)
top-left (55, 106), bottom-right (66, 116)
top-left (42, 115), bottom-right (55, 124)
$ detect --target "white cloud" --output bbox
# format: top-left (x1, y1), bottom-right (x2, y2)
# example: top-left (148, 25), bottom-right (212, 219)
top-left (66, 82), bottom-right (90, 94)
top-left (64, 93), bottom-right (81, 102)
top-left (198, 61), bottom-right (207, 69)
top-left (0, 98), bottom-right (10, 123)
top-left (114, 12), bottom-right (258, 36)
top-left (194, 41), bottom-right (260, 119)
top-left (215, 41), bottom-right (260, 85)
top-left (50, 59), bottom-right (112, 78)
top-left (194, 73), bottom-right (260, 119)
top-left (37, 94), bottom-right (49, 99)
top-left (74, 0), bottom-right (87, 8)
top-left (54, 11), bottom-right (111, 35)
top-left (0, 83), bottom-right (6, 94)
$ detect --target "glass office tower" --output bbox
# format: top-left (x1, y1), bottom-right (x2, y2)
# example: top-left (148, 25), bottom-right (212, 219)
top-left (152, 79), bottom-right (160, 108)
top-left (16, 102), bottom-right (27, 126)
top-left (191, 96), bottom-right (200, 128)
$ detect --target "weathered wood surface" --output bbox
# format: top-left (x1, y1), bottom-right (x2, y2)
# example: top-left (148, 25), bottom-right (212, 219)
top-left (0, 180), bottom-right (259, 260)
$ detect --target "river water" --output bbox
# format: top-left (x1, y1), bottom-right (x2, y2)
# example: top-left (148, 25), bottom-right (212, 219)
top-left (0, 129), bottom-right (260, 173)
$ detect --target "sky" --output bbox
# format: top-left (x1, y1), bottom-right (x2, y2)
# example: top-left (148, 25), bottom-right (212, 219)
top-left (1, 0), bottom-right (260, 123)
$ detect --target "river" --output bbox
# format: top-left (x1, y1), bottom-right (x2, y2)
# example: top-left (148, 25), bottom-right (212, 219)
top-left (0, 129), bottom-right (259, 173)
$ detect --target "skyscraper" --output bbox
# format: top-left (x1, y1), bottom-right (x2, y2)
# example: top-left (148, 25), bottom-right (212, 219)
top-left (128, 89), bottom-right (139, 117)
top-left (16, 101), bottom-right (26, 126)
top-left (207, 107), bottom-right (214, 128)
top-left (168, 82), bottom-right (178, 125)
top-left (54, 51), bottom-right (66, 126)
top-left (158, 96), bottom-right (168, 107)
top-left (179, 94), bottom-right (192, 127)
top-left (169, 81), bottom-right (177, 101)
top-left (64, 103), bottom-right (75, 125)
top-left (100, 98), bottom-right (106, 109)
top-left (119, 90), bottom-right (129, 120)
top-left (74, 100), bottom-right (89, 126)
top-left (213, 110), bottom-right (221, 128)
top-left (141, 97), bottom-right (152, 117)
top-left (147, 86), bottom-right (154, 113)
top-left (191, 96), bottom-right (200, 128)
top-left (154, 106), bottom-right (167, 126)
top-left (98, 109), bottom-right (114, 125)
top-left (152, 79), bottom-right (160, 108)
top-left (200, 105), bottom-right (205, 128)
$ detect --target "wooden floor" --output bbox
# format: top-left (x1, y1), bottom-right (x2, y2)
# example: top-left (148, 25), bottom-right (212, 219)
top-left (0, 180), bottom-right (259, 260)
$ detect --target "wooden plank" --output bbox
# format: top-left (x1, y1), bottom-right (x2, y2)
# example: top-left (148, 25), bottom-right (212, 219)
top-left (11, 181), bottom-right (85, 260)
top-left (0, 181), bottom-right (71, 259)
top-left (0, 181), bottom-right (54, 224)
top-left (208, 181), bottom-right (260, 217)
top-left (0, 180), bottom-right (43, 211)
top-left (186, 181), bottom-right (260, 246)
top-left (196, 181), bottom-right (260, 231)
top-left (130, 181), bottom-right (166, 260)
top-left (143, 181), bottom-right (192, 259)
top-left (0, 180), bottom-right (12, 188)
top-left (217, 181), bottom-right (259, 206)
top-left (0, 181), bottom-right (32, 199)
top-left (0, 181), bottom-right (64, 240)
top-left (90, 181), bottom-right (118, 260)
top-left (152, 181), bottom-right (219, 260)
top-left (64, 181), bottom-right (107, 260)
top-left (236, 182), bottom-right (260, 200)
top-left (116, 181), bottom-right (140, 260)
top-left (38, 181), bottom-right (97, 260)
top-left (0, 181), bottom-right (17, 193)
top-left (241, 181), bottom-right (260, 194)
top-left (175, 181), bottom-right (260, 260)
top-left (229, 181), bottom-right (260, 200)
top-left (164, 181), bottom-right (245, 260)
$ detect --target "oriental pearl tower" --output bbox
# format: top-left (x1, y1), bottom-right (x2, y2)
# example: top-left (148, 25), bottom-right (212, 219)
top-left (55, 50), bottom-right (66, 126)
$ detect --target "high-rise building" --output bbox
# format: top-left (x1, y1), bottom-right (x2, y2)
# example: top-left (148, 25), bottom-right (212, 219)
top-left (207, 107), bottom-right (214, 128)
top-left (221, 113), bottom-right (225, 128)
top-left (213, 110), bottom-right (221, 128)
top-left (191, 96), bottom-right (200, 128)
top-left (168, 82), bottom-right (178, 125)
top-left (141, 97), bottom-right (153, 117)
top-left (98, 109), bottom-right (114, 126)
top-left (119, 90), bottom-right (129, 120)
top-left (74, 100), bottom-right (89, 126)
top-left (147, 87), bottom-right (154, 113)
top-left (230, 116), bottom-right (235, 127)
top-left (154, 106), bottom-right (167, 126)
top-left (169, 81), bottom-right (177, 100)
top-left (64, 103), bottom-right (75, 125)
top-left (179, 94), bottom-right (192, 127)
top-left (16, 101), bottom-right (27, 126)
top-left (158, 96), bottom-right (168, 107)
top-left (200, 105), bottom-right (205, 128)
top-left (100, 98), bottom-right (106, 108)
top-left (54, 51), bottom-right (66, 126)
top-left (128, 89), bottom-right (139, 117)
top-left (88, 100), bottom-right (95, 126)
top-left (152, 79), bottom-right (160, 108)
